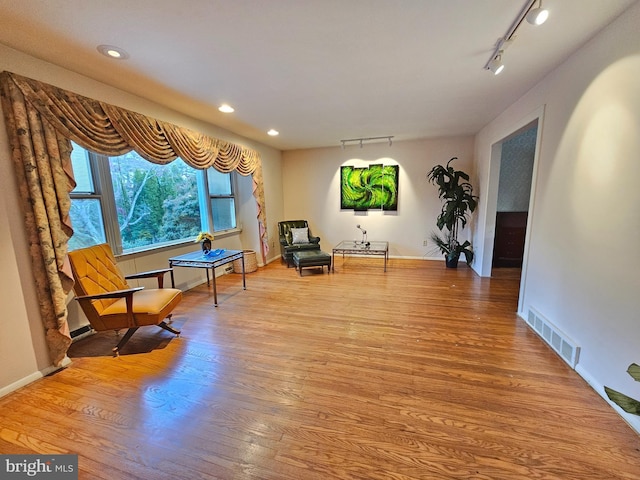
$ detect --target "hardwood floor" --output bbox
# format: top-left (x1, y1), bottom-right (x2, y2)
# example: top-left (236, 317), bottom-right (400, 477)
top-left (2, 258), bottom-right (639, 479)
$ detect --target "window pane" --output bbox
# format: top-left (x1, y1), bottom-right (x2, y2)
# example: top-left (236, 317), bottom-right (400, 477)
top-left (207, 169), bottom-right (232, 195)
top-left (68, 199), bottom-right (106, 250)
top-left (70, 143), bottom-right (94, 193)
top-left (109, 153), bottom-right (202, 251)
top-left (211, 198), bottom-right (236, 231)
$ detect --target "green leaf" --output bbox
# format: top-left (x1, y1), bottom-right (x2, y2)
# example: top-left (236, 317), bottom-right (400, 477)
top-left (627, 363), bottom-right (640, 382)
top-left (605, 387), bottom-right (640, 415)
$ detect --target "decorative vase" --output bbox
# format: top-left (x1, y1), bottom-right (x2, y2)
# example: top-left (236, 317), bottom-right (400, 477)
top-left (201, 239), bottom-right (212, 255)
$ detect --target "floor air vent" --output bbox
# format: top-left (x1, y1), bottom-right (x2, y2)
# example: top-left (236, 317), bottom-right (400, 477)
top-left (526, 308), bottom-right (580, 369)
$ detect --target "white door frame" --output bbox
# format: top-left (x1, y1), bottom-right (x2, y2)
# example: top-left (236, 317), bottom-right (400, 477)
top-left (479, 105), bottom-right (545, 315)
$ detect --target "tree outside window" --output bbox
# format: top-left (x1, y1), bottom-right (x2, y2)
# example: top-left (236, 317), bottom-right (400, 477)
top-left (109, 152), bottom-right (201, 250)
top-left (68, 144), bottom-right (206, 253)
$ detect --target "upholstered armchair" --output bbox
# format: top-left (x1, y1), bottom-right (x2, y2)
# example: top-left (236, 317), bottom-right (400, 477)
top-left (68, 243), bottom-right (182, 355)
top-left (278, 220), bottom-right (321, 266)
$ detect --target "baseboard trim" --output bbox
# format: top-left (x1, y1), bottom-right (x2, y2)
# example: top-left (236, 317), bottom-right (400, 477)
top-left (0, 356), bottom-right (71, 399)
top-left (575, 364), bottom-right (640, 435)
top-left (518, 308), bottom-right (640, 434)
top-left (265, 254), bottom-right (281, 265)
top-left (0, 372), bottom-right (43, 398)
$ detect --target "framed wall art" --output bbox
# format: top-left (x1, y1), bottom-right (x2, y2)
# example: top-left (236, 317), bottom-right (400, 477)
top-left (340, 164), bottom-right (398, 211)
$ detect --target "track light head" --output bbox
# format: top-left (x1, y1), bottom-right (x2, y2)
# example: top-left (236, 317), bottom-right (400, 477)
top-left (488, 52), bottom-right (505, 75)
top-left (526, 6), bottom-right (549, 25)
top-left (485, 0), bottom-right (549, 74)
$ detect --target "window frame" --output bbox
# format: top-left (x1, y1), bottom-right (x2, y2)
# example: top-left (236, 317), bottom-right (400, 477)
top-left (205, 168), bottom-right (239, 235)
top-left (68, 144), bottom-right (242, 255)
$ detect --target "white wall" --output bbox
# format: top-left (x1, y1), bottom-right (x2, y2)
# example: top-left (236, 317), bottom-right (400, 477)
top-left (0, 44), bottom-right (284, 391)
top-left (474, 3), bottom-right (640, 432)
top-left (282, 136), bottom-right (474, 260)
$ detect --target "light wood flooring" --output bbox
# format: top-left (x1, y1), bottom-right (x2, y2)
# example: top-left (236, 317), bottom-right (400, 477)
top-left (2, 258), bottom-right (639, 479)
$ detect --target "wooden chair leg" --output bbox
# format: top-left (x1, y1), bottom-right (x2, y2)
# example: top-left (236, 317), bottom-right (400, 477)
top-left (158, 321), bottom-right (181, 336)
top-left (113, 327), bottom-right (139, 356)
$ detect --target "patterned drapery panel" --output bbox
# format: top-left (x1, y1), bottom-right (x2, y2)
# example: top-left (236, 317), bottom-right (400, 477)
top-left (0, 71), bottom-right (269, 365)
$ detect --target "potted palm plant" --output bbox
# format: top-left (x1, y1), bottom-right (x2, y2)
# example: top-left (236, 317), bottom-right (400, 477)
top-left (427, 157), bottom-right (478, 268)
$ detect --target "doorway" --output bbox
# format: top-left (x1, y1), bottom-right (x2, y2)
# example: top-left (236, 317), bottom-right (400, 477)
top-left (478, 108), bottom-right (543, 315)
top-left (492, 125), bottom-right (536, 268)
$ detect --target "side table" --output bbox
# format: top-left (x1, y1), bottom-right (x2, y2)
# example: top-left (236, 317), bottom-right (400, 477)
top-left (168, 249), bottom-right (246, 306)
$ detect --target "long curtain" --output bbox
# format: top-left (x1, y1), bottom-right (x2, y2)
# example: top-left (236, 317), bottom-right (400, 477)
top-left (0, 71), bottom-right (269, 366)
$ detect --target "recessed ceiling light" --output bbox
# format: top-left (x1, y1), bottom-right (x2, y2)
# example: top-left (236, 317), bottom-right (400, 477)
top-left (218, 104), bottom-right (235, 113)
top-left (97, 44), bottom-right (129, 59)
top-left (267, 129), bottom-right (279, 136)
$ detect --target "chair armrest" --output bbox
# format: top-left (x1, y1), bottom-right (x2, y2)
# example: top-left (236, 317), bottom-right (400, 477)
top-left (125, 268), bottom-right (173, 288)
top-left (75, 287), bottom-right (144, 328)
top-left (279, 235), bottom-right (289, 246)
top-left (309, 236), bottom-right (320, 244)
top-left (75, 286), bottom-right (144, 302)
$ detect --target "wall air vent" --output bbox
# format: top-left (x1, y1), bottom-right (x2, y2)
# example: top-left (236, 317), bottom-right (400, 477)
top-left (526, 308), bottom-right (580, 369)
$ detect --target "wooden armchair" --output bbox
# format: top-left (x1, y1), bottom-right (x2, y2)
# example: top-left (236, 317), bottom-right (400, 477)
top-left (68, 243), bottom-right (182, 356)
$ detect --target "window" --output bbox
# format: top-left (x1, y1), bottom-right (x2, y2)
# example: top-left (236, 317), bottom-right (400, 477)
top-left (109, 151), bottom-right (202, 251)
top-left (68, 143), bottom-right (237, 254)
top-left (68, 146), bottom-right (106, 251)
top-left (207, 168), bottom-right (237, 232)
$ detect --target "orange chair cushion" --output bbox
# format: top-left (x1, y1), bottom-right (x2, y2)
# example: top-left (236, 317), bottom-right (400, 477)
top-left (99, 288), bottom-right (183, 330)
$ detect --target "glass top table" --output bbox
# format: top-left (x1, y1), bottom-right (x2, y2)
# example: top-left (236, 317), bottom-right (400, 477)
top-left (332, 241), bottom-right (389, 272)
top-left (168, 249), bottom-right (246, 306)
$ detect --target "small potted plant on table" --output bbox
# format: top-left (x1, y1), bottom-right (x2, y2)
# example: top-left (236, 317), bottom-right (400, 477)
top-left (195, 231), bottom-right (215, 255)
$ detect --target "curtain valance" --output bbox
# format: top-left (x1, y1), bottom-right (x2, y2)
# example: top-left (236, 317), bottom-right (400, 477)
top-left (7, 72), bottom-right (264, 173)
top-left (0, 71), bottom-right (268, 365)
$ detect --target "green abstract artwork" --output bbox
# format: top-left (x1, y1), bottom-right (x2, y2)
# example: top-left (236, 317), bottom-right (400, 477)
top-left (341, 164), bottom-right (398, 211)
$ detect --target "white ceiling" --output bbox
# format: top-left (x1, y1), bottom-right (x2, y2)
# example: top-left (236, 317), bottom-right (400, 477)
top-left (0, 0), bottom-right (636, 150)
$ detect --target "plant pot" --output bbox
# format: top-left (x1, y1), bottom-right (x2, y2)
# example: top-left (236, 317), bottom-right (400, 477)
top-left (201, 239), bottom-right (212, 254)
top-left (445, 255), bottom-right (459, 268)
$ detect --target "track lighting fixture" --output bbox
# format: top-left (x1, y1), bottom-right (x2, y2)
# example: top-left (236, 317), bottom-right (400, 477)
top-left (526, 1), bottom-right (549, 25)
top-left (488, 52), bottom-right (505, 75)
top-left (340, 136), bottom-right (394, 148)
top-left (484, 0), bottom-right (550, 75)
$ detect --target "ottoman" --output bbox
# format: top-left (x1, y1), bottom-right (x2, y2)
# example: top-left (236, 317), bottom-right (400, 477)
top-left (293, 250), bottom-right (332, 276)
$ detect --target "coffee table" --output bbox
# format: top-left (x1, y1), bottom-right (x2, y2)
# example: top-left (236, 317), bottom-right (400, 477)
top-left (168, 249), bottom-right (246, 306)
top-left (332, 241), bottom-right (389, 272)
